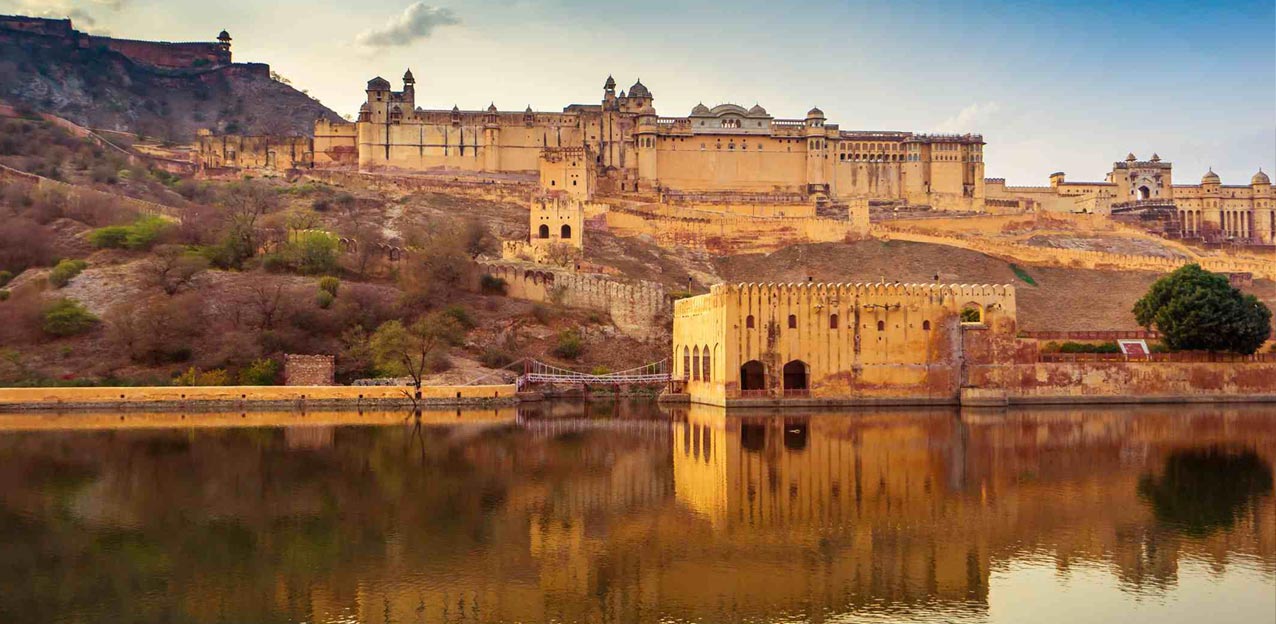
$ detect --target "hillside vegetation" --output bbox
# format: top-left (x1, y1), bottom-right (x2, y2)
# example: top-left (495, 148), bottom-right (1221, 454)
top-left (0, 121), bottom-right (662, 387)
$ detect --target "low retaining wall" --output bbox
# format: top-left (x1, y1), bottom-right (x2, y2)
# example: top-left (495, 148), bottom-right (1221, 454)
top-left (969, 361), bottom-right (1276, 405)
top-left (0, 384), bottom-right (517, 411)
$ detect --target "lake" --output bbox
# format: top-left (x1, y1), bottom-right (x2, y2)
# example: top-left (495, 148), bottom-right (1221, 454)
top-left (0, 401), bottom-right (1272, 623)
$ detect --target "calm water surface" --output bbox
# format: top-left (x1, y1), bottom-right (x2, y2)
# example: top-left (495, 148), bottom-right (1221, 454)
top-left (0, 402), bottom-right (1273, 623)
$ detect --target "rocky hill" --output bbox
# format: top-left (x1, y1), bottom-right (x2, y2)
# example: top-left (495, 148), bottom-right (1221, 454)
top-left (0, 15), bottom-right (342, 141)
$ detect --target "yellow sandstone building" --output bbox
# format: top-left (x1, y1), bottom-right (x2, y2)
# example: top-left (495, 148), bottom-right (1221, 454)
top-left (672, 281), bottom-right (1017, 405)
top-left (317, 71), bottom-right (987, 210)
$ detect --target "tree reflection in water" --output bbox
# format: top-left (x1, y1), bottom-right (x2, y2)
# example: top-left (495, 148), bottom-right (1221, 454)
top-left (1138, 446), bottom-right (1274, 537)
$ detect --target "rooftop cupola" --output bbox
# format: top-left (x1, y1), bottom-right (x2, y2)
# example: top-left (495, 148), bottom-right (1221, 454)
top-left (691, 102), bottom-right (710, 115)
top-left (604, 75), bottom-right (616, 91)
top-left (1150, 153), bottom-right (1161, 162)
top-left (366, 76), bottom-right (391, 91)
top-left (806, 106), bottom-right (825, 119)
top-left (403, 68), bottom-right (415, 85)
top-left (217, 30), bottom-right (231, 43)
top-left (487, 102), bottom-right (498, 113)
top-left (1126, 153), bottom-right (1137, 162)
top-left (628, 79), bottom-right (652, 99)
top-left (1251, 169), bottom-right (1270, 186)
top-left (1201, 168), bottom-right (1221, 185)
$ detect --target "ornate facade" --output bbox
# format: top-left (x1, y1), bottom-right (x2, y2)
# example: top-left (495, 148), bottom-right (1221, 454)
top-left (319, 71), bottom-right (986, 210)
top-left (986, 154), bottom-right (1274, 244)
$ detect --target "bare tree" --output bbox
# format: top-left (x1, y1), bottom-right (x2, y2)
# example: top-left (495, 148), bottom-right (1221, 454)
top-left (144, 245), bottom-right (209, 295)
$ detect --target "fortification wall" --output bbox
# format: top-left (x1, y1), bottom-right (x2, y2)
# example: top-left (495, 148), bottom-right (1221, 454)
top-left (481, 262), bottom-right (669, 340)
top-left (604, 206), bottom-right (868, 254)
top-left (876, 226), bottom-right (1275, 279)
top-left (94, 37), bottom-right (229, 69)
top-left (303, 169), bottom-right (534, 203)
top-left (196, 134), bottom-right (312, 170)
top-left (0, 163), bottom-right (179, 221)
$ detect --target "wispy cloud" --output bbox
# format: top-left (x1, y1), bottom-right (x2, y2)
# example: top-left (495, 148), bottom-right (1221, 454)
top-left (934, 101), bottom-right (1000, 133)
top-left (356, 2), bottom-right (459, 48)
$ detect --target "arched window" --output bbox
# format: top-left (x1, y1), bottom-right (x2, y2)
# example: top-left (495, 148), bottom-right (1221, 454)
top-left (538, 224), bottom-right (550, 239)
top-left (683, 346), bottom-right (690, 380)
top-left (560, 224), bottom-right (572, 239)
top-left (923, 320), bottom-right (931, 331)
top-left (829, 314), bottom-right (839, 329)
top-left (692, 346), bottom-right (701, 381)
top-left (702, 345), bottom-right (711, 382)
top-left (876, 320), bottom-right (885, 331)
top-left (746, 315), bottom-right (755, 329)
top-left (788, 314), bottom-right (797, 329)
top-left (960, 303), bottom-right (983, 324)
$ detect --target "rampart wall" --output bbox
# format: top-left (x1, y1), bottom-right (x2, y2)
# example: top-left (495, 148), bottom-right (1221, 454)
top-left (481, 262), bottom-right (670, 340)
top-left (876, 225), bottom-right (1275, 280)
top-left (605, 206), bottom-right (868, 254)
top-left (303, 169), bottom-right (534, 203)
top-left (0, 163), bottom-right (180, 221)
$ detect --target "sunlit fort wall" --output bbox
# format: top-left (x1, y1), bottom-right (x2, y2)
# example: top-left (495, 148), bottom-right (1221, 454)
top-left (315, 72), bottom-right (986, 210)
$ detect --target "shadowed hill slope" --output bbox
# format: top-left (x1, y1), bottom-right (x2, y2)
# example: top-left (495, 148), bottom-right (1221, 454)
top-left (0, 24), bottom-right (341, 141)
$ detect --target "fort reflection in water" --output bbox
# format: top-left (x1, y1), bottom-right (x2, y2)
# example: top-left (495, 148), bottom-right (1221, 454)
top-left (0, 402), bottom-right (1272, 623)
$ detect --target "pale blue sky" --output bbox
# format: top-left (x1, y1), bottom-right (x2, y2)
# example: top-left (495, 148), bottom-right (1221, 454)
top-left (9, 0), bottom-right (1274, 184)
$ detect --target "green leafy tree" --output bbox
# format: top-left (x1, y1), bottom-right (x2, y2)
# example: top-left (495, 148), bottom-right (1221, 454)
top-left (369, 313), bottom-right (465, 398)
top-left (1133, 264), bottom-right (1272, 354)
top-left (48, 259), bottom-right (88, 288)
top-left (238, 359), bottom-right (280, 385)
top-left (42, 298), bottom-right (99, 336)
top-left (290, 232), bottom-right (339, 275)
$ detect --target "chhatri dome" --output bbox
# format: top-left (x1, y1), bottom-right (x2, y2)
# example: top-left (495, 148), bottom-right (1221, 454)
top-left (806, 106), bottom-right (825, 118)
top-left (1253, 169), bottom-right (1271, 185)
top-left (691, 102), bottom-right (710, 115)
top-left (748, 103), bottom-right (768, 116)
top-left (1201, 168), bottom-right (1221, 184)
top-left (366, 76), bottom-right (391, 91)
top-left (628, 79), bottom-right (652, 99)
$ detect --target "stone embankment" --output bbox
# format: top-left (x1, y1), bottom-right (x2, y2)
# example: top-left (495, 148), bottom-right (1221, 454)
top-left (0, 384), bottom-right (517, 411)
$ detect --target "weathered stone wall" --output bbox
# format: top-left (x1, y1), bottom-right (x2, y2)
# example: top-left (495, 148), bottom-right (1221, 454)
top-left (877, 226), bottom-right (1275, 279)
top-left (195, 133), bottom-right (313, 170)
top-left (284, 354), bottom-right (334, 386)
top-left (970, 361), bottom-right (1276, 402)
top-left (0, 163), bottom-right (179, 221)
top-left (480, 262), bottom-right (669, 340)
top-left (604, 205), bottom-right (869, 254)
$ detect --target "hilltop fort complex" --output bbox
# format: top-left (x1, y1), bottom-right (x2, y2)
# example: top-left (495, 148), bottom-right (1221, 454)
top-left (189, 69), bottom-right (1276, 249)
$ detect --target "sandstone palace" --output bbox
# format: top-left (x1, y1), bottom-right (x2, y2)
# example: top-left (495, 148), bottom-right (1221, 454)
top-left (307, 72), bottom-right (987, 211)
